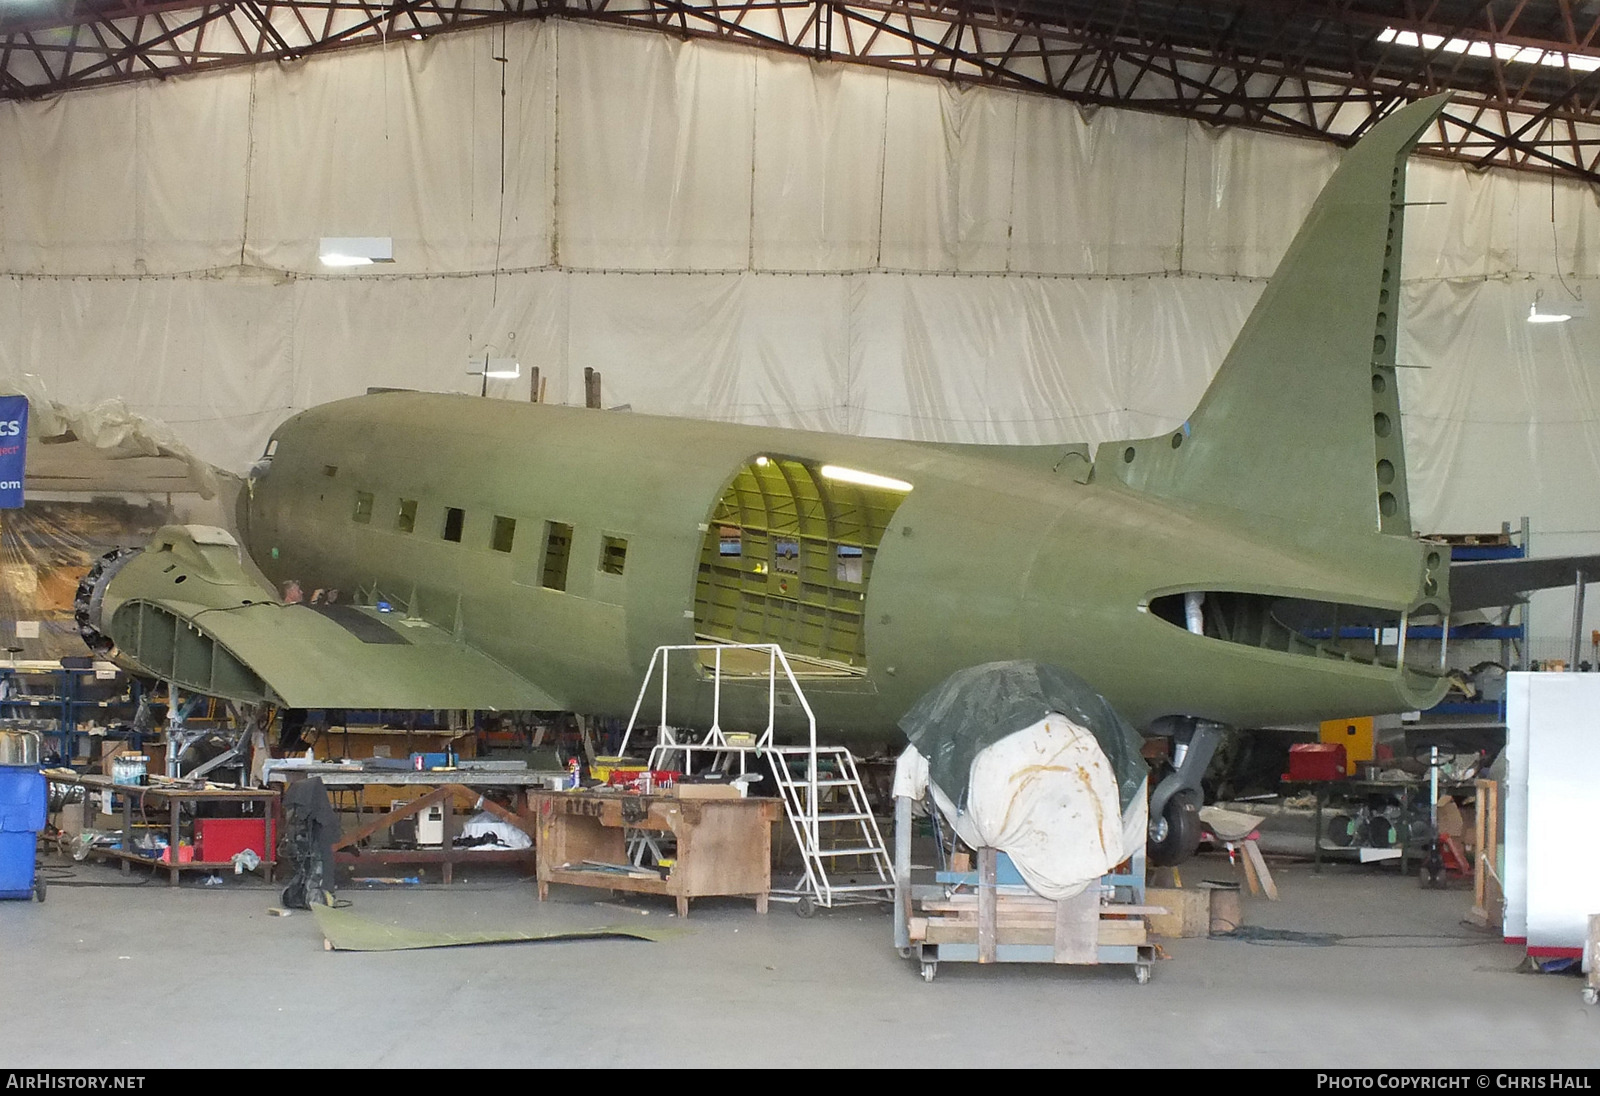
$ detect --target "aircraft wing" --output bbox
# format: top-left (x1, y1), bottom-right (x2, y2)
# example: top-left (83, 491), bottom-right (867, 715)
top-left (82, 525), bottom-right (561, 711)
top-left (1448, 555), bottom-right (1600, 613)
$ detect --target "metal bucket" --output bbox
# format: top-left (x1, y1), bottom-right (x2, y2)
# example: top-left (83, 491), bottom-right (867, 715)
top-left (0, 729), bottom-right (40, 767)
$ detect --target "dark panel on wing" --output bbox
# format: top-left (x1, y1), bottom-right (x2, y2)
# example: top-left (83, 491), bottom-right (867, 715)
top-left (312, 603), bottom-right (410, 645)
top-left (1449, 556), bottom-right (1600, 613)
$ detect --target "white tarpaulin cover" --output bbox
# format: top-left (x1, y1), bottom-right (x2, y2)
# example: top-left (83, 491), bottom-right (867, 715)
top-left (4, 20), bottom-right (1600, 651)
top-left (894, 720), bottom-right (1147, 900)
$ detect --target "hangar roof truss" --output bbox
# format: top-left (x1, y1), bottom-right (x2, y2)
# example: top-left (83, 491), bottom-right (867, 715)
top-left (4, 1), bottom-right (1600, 184)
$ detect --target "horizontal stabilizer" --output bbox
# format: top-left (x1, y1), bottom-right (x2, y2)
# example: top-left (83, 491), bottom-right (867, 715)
top-left (1449, 556), bottom-right (1600, 613)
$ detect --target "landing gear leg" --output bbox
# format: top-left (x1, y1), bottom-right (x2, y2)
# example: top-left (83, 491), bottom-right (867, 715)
top-left (1147, 718), bottom-right (1224, 867)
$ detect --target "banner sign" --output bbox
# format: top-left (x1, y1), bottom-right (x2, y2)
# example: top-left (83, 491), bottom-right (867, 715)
top-left (0, 395), bottom-right (28, 509)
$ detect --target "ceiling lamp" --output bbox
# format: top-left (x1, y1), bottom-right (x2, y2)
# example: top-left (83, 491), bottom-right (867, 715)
top-left (820, 464), bottom-right (913, 492)
top-left (1528, 289), bottom-right (1580, 325)
top-left (318, 237), bottom-right (395, 267)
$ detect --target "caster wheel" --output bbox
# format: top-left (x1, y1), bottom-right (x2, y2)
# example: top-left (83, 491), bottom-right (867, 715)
top-left (921, 962), bottom-right (937, 983)
top-left (795, 896), bottom-right (818, 919)
top-left (897, 947), bottom-right (913, 959)
top-left (1134, 964), bottom-right (1151, 985)
top-left (33, 879), bottom-right (45, 903)
top-left (1583, 987), bottom-right (1598, 1006)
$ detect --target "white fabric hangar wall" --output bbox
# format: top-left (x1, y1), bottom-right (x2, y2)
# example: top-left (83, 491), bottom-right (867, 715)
top-left (2, 20), bottom-right (1600, 650)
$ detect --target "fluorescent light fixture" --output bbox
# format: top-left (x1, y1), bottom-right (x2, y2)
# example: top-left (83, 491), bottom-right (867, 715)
top-left (820, 464), bottom-right (913, 492)
top-left (1377, 27), bottom-right (1600, 72)
top-left (1528, 289), bottom-right (1583, 324)
top-left (319, 236), bottom-right (394, 267)
top-left (466, 357), bottom-right (520, 379)
top-left (754, 456), bottom-right (770, 467)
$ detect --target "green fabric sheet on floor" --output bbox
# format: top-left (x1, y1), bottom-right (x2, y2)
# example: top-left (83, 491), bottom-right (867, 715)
top-left (312, 903), bottom-right (669, 952)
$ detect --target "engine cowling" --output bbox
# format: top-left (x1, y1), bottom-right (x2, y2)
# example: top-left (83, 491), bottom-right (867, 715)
top-left (74, 546), bottom-right (141, 656)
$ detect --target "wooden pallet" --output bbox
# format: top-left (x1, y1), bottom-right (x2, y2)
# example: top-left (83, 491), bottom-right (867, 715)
top-left (907, 850), bottom-right (1158, 964)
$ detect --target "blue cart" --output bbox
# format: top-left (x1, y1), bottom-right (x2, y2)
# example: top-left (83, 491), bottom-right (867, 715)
top-left (0, 729), bottom-right (47, 902)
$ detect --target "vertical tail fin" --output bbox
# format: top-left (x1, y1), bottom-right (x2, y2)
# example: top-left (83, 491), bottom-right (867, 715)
top-left (1097, 94), bottom-right (1449, 536)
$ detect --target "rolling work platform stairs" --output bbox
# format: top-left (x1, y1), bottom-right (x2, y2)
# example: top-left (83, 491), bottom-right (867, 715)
top-left (616, 644), bottom-right (893, 914)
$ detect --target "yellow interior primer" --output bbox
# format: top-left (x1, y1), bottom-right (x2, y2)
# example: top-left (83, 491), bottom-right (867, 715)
top-left (693, 456), bottom-right (910, 675)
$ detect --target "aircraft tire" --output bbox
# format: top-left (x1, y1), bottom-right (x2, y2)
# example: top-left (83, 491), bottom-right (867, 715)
top-left (1147, 796), bottom-right (1201, 866)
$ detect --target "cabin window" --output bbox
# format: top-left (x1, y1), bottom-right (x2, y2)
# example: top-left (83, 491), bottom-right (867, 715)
top-left (443, 507), bottom-right (465, 543)
top-left (264, 439), bottom-right (279, 458)
top-left (396, 499), bottom-right (417, 534)
top-left (836, 544), bottom-right (864, 584)
top-left (541, 522), bottom-right (573, 591)
top-left (600, 536), bottom-right (628, 576)
top-left (353, 491), bottom-right (374, 524)
top-left (492, 516), bottom-right (517, 554)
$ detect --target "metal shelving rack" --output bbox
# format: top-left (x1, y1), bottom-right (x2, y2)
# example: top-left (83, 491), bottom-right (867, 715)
top-left (1425, 518), bottom-right (1529, 723)
top-left (0, 660), bottom-right (140, 762)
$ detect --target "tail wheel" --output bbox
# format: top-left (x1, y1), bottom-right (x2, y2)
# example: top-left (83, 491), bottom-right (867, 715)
top-left (1148, 796), bottom-right (1201, 867)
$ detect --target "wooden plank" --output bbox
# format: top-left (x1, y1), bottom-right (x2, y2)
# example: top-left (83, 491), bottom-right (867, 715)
top-left (924, 896), bottom-right (1167, 916)
top-left (1472, 778), bottom-right (1502, 929)
top-left (444, 784), bottom-right (531, 835)
top-left (922, 919), bottom-right (1147, 948)
top-left (908, 916), bottom-right (928, 942)
top-left (546, 868), bottom-right (670, 897)
top-left (978, 847), bottom-right (997, 964)
top-left (334, 784), bottom-right (453, 851)
top-left (1240, 842), bottom-right (1262, 895)
top-left (1055, 887), bottom-right (1099, 964)
top-left (1588, 914), bottom-right (1600, 999)
top-left (1244, 839), bottom-right (1279, 901)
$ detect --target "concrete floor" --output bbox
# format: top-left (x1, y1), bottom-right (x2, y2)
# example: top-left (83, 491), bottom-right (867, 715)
top-left (3, 851), bottom-right (1595, 1068)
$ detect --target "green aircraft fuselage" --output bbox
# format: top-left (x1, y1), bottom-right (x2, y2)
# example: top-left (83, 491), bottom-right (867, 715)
top-left (85, 94), bottom-right (1460, 740)
top-left (235, 390), bottom-right (1445, 735)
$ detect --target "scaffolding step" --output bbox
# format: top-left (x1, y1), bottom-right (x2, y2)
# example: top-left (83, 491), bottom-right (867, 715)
top-left (814, 846), bottom-right (887, 857)
top-left (813, 812), bottom-right (874, 822)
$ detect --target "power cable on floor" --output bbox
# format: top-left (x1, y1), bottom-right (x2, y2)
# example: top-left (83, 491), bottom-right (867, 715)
top-left (1213, 924), bottom-right (1496, 948)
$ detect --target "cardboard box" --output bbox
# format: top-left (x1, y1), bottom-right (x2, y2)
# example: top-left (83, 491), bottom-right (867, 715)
top-left (675, 782), bottom-right (743, 800)
top-left (98, 742), bottom-right (129, 776)
top-left (1146, 886), bottom-right (1211, 938)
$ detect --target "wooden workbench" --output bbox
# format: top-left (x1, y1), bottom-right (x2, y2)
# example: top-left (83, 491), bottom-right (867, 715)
top-left (49, 770), bottom-right (278, 886)
top-left (270, 768), bottom-right (560, 885)
top-left (529, 789), bottom-right (782, 917)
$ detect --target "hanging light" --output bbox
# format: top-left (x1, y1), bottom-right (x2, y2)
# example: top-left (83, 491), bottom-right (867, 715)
top-left (319, 237), bottom-right (395, 267)
top-left (1528, 303), bottom-right (1571, 324)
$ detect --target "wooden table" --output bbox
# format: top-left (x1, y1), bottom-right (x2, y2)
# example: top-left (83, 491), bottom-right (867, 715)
top-left (270, 768), bottom-right (561, 885)
top-left (529, 790), bottom-right (782, 917)
top-left (49, 770), bottom-right (278, 886)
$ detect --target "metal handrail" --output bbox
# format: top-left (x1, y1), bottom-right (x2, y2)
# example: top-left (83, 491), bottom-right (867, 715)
top-left (617, 642), bottom-right (820, 849)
